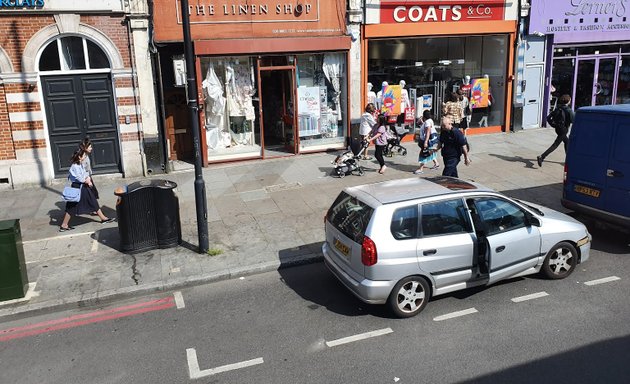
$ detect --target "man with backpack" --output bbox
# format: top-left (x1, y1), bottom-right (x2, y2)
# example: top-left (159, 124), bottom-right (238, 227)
top-left (537, 94), bottom-right (575, 167)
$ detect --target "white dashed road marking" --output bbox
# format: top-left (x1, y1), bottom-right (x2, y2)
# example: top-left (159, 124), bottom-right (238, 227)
top-left (186, 348), bottom-right (263, 379)
top-left (325, 327), bottom-right (393, 348)
top-left (173, 291), bottom-right (185, 309)
top-left (433, 308), bottom-right (478, 321)
top-left (511, 291), bottom-right (549, 303)
top-left (584, 276), bottom-right (620, 286)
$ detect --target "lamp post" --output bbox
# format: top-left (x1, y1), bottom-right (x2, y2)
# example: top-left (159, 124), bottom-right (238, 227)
top-left (179, 0), bottom-right (209, 253)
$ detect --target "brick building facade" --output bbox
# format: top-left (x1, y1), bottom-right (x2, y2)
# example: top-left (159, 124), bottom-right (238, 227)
top-left (0, 0), bottom-right (158, 188)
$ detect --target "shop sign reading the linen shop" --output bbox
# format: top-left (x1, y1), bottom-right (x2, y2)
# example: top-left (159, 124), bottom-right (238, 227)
top-left (177, 0), bottom-right (319, 23)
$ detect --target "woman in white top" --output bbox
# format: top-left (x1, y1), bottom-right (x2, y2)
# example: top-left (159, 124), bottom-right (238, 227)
top-left (359, 103), bottom-right (377, 160)
top-left (414, 110), bottom-right (440, 174)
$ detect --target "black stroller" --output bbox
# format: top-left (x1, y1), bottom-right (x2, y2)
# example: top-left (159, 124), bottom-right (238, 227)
top-left (383, 114), bottom-right (409, 157)
top-left (332, 137), bottom-right (368, 178)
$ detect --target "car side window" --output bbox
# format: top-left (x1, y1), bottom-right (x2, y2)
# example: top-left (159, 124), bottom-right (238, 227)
top-left (421, 199), bottom-right (470, 237)
top-left (473, 197), bottom-right (526, 235)
top-left (391, 205), bottom-right (419, 240)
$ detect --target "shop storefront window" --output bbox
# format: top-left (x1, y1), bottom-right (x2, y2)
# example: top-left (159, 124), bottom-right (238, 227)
top-left (550, 58), bottom-right (575, 108)
top-left (578, 45), bottom-right (621, 55)
top-left (200, 53), bottom-right (347, 160)
top-left (295, 53), bottom-right (347, 150)
top-left (553, 47), bottom-right (576, 58)
top-left (550, 44), bottom-right (630, 110)
top-left (200, 56), bottom-right (260, 160)
top-left (618, 56), bottom-right (630, 104)
top-left (367, 35), bottom-right (508, 130)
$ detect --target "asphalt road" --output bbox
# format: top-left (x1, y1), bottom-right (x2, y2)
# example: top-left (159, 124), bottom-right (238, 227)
top-left (1, 224), bottom-right (629, 384)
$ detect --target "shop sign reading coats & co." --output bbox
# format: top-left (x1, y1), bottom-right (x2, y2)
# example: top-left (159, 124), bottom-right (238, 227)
top-left (379, 0), bottom-right (505, 23)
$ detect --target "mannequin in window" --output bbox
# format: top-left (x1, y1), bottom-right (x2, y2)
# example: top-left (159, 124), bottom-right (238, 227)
top-left (478, 74), bottom-right (492, 127)
top-left (376, 81), bottom-right (388, 110)
top-left (399, 80), bottom-right (410, 111)
top-left (461, 75), bottom-right (472, 95)
top-left (458, 76), bottom-right (472, 131)
top-left (367, 82), bottom-right (377, 106)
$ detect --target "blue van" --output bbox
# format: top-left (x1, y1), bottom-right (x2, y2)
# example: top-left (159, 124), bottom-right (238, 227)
top-left (561, 105), bottom-right (630, 229)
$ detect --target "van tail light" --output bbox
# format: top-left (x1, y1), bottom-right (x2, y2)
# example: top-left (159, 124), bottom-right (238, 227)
top-left (361, 236), bottom-right (378, 266)
top-left (563, 163), bottom-right (568, 185)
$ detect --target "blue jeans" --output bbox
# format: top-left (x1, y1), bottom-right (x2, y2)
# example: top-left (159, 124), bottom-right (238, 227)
top-left (442, 156), bottom-right (460, 178)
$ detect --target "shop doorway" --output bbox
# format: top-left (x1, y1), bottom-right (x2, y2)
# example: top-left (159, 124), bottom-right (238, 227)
top-left (259, 68), bottom-right (296, 156)
top-left (522, 64), bottom-right (544, 129)
top-left (574, 57), bottom-right (618, 109)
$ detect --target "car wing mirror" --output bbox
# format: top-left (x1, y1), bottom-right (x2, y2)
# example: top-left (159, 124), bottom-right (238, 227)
top-left (528, 214), bottom-right (541, 227)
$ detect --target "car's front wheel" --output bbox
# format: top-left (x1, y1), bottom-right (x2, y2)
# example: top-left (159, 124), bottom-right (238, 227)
top-left (388, 276), bottom-right (430, 318)
top-left (541, 241), bottom-right (577, 279)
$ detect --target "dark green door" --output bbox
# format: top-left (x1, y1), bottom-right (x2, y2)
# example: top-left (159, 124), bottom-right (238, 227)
top-left (43, 74), bottom-right (121, 177)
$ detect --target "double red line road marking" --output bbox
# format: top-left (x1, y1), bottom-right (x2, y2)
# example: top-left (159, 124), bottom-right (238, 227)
top-left (0, 297), bottom-right (175, 342)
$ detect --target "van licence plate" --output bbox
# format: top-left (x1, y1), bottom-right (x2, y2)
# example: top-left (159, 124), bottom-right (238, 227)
top-left (334, 238), bottom-right (350, 257)
top-left (574, 185), bottom-right (600, 198)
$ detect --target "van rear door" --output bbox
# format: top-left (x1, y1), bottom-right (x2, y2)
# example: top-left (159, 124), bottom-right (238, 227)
top-left (565, 112), bottom-right (613, 211)
top-left (604, 117), bottom-right (630, 218)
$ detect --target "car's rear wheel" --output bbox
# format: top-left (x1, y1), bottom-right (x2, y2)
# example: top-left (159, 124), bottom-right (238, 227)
top-left (541, 241), bottom-right (577, 279)
top-left (388, 276), bottom-right (430, 318)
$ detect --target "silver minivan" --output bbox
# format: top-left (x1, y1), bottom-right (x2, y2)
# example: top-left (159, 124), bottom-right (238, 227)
top-left (323, 177), bottom-right (591, 318)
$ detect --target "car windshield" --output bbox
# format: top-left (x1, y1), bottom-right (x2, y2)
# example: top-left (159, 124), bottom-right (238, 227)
top-left (327, 192), bottom-right (374, 243)
top-left (515, 199), bottom-right (545, 216)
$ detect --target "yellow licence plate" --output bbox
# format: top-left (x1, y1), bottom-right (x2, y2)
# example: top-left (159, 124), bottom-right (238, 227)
top-left (334, 238), bottom-right (350, 257)
top-left (574, 185), bottom-right (600, 198)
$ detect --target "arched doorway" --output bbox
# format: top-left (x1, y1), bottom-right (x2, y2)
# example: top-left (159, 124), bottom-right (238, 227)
top-left (39, 35), bottom-right (121, 177)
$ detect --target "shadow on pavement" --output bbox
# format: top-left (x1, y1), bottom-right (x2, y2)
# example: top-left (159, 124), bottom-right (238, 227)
top-left (501, 183), bottom-right (565, 212)
top-left (47, 202), bottom-right (118, 229)
top-left (488, 153), bottom-right (537, 168)
top-left (458, 335), bottom-right (630, 384)
top-left (277, 258), bottom-right (393, 318)
top-left (92, 227), bottom-right (120, 251)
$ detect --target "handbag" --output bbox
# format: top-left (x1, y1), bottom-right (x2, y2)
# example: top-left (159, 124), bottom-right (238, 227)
top-left (420, 147), bottom-right (431, 158)
top-left (62, 181), bottom-right (82, 203)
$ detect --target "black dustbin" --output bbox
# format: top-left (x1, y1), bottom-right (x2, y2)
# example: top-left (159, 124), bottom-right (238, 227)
top-left (0, 219), bottom-right (28, 301)
top-left (115, 179), bottom-right (181, 253)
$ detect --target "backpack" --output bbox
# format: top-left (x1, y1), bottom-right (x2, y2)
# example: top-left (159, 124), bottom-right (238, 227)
top-left (547, 107), bottom-right (566, 129)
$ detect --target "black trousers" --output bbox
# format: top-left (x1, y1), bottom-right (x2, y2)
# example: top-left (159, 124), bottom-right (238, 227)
top-left (541, 132), bottom-right (569, 160)
top-left (374, 145), bottom-right (385, 168)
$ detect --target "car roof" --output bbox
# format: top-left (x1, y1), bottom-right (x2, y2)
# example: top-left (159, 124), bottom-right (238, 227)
top-left (577, 104), bottom-right (630, 116)
top-left (346, 176), bottom-right (493, 205)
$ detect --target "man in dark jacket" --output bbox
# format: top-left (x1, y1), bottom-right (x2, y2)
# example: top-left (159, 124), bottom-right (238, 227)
top-left (438, 116), bottom-right (471, 178)
top-left (537, 94), bottom-right (575, 167)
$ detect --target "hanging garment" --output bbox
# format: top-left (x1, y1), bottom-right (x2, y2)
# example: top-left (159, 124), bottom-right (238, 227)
top-left (202, 62), bottom-right (226, 128)
top-left (323, 53), bottom-right (343, 121)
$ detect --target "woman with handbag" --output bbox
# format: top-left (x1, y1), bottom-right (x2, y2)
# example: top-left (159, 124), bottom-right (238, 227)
top-left (59, 149), bottom-right (114, 232)
top-left (414, 110), bottom-right (440, 174)
top-left (80, 137), bottom-right (99, 200)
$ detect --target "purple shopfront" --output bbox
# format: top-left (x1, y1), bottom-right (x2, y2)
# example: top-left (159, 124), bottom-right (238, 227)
top-left (529, 0), bottom-right (630, 111)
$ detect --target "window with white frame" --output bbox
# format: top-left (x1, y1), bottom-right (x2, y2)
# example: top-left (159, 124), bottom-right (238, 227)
top-left (39, 36), bottom-right (110, 71)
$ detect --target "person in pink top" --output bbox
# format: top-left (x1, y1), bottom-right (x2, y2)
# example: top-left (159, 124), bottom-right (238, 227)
top-left (369, 114), bottom-right (390, 174)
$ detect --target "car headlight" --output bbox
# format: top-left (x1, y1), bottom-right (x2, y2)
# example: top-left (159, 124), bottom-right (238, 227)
top-left (576, 235), bottom-right (590, 247)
